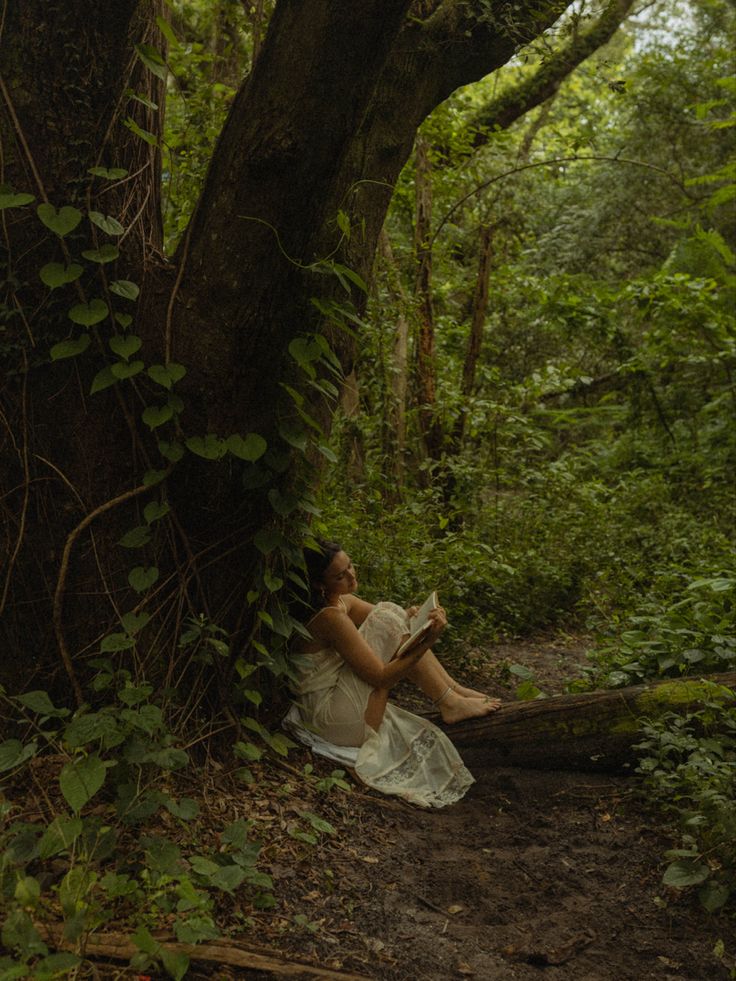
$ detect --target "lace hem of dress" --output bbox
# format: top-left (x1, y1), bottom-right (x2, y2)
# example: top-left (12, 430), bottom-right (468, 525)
top-left (363, 725), bottom-right (474, 808)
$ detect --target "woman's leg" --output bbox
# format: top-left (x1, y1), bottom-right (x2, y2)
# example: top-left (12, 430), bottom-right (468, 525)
top-left (404, 649), bottom-right (501, 723)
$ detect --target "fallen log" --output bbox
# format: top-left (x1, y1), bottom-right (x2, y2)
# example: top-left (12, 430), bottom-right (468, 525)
top-left (443, 671), bottom-right (736, 773)
top-left (42, 925), bottom-right (370, 979)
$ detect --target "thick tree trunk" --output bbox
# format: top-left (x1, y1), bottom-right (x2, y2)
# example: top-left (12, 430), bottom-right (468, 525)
top-left (1, 0), bottom-right (578, 704)
top-left (445, 673), bottom-right (736, 773)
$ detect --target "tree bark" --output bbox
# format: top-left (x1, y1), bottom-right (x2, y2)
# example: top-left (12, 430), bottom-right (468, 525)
top-left (444, 672), bottom-right (736, 773)
top-left (0, 0), bottom-right (579, 700)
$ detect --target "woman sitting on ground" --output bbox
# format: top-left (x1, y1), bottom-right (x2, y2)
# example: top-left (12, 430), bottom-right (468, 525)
top-left (290, 539), bottom-right (501, 808)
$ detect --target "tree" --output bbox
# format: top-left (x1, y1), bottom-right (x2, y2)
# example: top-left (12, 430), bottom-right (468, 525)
top-left (2, 1), bottom-right (593, 706)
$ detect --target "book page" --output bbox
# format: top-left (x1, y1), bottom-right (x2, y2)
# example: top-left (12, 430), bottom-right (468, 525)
top-left (396, 590), bottom-right (438, 658)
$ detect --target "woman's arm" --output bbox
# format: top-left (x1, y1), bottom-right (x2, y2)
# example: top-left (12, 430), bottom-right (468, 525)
top-left (343, 593), bottom-right (375, 627)
top-left (311, 607), bottom-right (446, 689)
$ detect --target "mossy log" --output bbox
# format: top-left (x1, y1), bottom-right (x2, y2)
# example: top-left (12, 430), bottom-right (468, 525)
top-left (444, 672), bottom-right (736, 773)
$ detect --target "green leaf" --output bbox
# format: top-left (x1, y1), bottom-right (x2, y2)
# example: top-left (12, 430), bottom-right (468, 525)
top-left (125, 88), bottom-right (159, 110)
top-left (109, 279), bottom-right (140, 300)
top-left (254, 528), bottom-right (284, 555)
top-left (50, 334), bottom-right (91, 361)
top-left (164, 796), bottom-right (199, 820)
top-left (158, 439), bottom-right (184, 462)
top-left (185, 434), bottom-right (226, 459)
top-left (147, 362), bottom-right (186, 389)
top-left (263, 569), bottom-right (284, 591)
top-left (316, 443), bottom-right (337, 462)
top-left (37, 203), bottom-right (82, 236)
top-left (90, 365), bottom-right (117, 394)
top-left (118, 525), bottom-right (152, 548)
top-left (124, 116), bottom-right (158, 146)
top-left (226, 433), bottom-right (267, 462)
top-left (68, 299), bottom-right (109, 326)
top-left (663, 860), bottom-right (711, 888)
top-left (38, 816), bottom-right (83, 859)
top-left (121, 611), bottom-right (151, 635)
top-left (59, 755), bottom-right (107, 812)
top-left (142, 404), bottom-right (174, 429)
top-left (1, 909), bottom-right (47, 958)
top-left (699, 879), bottom-right (730, 912)
top-left (40, 262), bottom-right (83, 288)
top-left (174, 915), bottom-right (219, 944)
top-left (143, 468), bottom-right (167, 486)
top-left (134, 43), bottom-right (168, 81)
top-left (115, 312), bottom-right (133, 329)
top-left (16, 690), bottom-right (69, 717)
top-left (145, 747), bottom-right (189, 770)
top-left (110, 359), bottom-right (144, 380)
top-left (156, 15), bottom-right (180, 48)
top-left (161, 948), bottom-right (190, 981)
top-left (144, 500), bottom-right (170, 524)
top-left (0, 738), bottom-right (38, 772)
top-left (81, 243), bottom-right (119, 264)
top-left (0, 191), bottom-right (34, 209)
top-left (88, 166), bottom-right (129, 180)
top-left (109, 334), bottom-right (142, 360)
top-left (128, 566), bottom-right (159, 592)
top-left (31, 953), bottom-right (82, 979)
top-left (88, 211), bottom-right (125, 236)
top-left (100, 632), bottom-right (135, 652)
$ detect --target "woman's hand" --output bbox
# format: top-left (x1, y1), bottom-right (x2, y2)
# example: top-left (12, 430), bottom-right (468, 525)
top-left (425, 606), bottom-right (447, 644)
top-left (406, 605), bottom-right (419, 619)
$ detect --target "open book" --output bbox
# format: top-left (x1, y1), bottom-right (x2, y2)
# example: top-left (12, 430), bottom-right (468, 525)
top-left (395, 591), bottom-right (439, 658)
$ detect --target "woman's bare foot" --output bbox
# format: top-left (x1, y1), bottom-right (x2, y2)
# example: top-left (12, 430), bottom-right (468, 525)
top-left (438, 690), bottom-right (502, 724)
top-left (453, 684), bottom-right (491, 700)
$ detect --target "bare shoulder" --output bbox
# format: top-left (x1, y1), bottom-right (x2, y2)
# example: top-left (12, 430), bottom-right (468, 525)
top-left (343, 593), bottom-right (375, 626)
top-left (307, 603), bottom-right (356, 644)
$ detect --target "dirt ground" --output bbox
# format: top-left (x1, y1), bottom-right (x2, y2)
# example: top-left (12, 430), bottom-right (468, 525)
top-left (7, 635), bottom-right (735, 980)
top-left (261, 635), bottom-right (735, 981)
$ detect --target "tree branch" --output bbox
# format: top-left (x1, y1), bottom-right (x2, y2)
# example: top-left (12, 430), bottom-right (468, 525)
top-left (465, 0), bottom-right (636, 149)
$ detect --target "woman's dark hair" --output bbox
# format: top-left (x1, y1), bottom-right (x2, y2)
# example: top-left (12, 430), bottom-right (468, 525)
top-left (297, 538), bottom-right (342, 619)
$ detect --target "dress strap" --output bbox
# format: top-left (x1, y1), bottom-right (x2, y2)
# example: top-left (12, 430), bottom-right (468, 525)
top-left (305, 597), bottom-right (346, 628)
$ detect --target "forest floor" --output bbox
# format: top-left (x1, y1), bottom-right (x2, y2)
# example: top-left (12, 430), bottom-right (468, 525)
top-left (14, 635), bottom-right (736, 980)
top-left (188, 633), bottom-right (735, 981)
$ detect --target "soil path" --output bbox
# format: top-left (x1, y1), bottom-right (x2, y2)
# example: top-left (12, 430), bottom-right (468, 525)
top-left (268, 635), bottom-right (733, 980)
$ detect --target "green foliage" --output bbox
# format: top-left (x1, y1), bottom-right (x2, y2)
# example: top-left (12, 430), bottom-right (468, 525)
top-left (0, 677), bottom-right (275, 978)
top-left (635, 689), bottom-right (736, 911)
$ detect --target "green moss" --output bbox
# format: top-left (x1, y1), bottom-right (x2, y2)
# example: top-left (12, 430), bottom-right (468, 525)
top-left (637, 679), bottom-right (733, 714)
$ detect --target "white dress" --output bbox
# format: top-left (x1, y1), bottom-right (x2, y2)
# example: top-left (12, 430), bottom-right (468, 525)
top-left (291, 601), bottom-right (474, 808)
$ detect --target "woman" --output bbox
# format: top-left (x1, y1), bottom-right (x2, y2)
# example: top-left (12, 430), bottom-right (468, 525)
top-left (289, 539), bottom-right (501, 808)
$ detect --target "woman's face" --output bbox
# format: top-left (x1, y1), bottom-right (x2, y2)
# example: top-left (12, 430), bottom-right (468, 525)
top-left (321, 550), bottom-right (358, 598)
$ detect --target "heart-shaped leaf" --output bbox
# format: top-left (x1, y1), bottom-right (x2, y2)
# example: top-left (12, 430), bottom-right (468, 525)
top-left (186, 435), bottom-right (226, 460)
top-left (109, 279), bottom-right (139, 300)
top-left (110, 360), bottom-right (144, 379)
top-left (109, 334), bottom-right (142, 360)
top-left (88, 166), bottom-right (129, 180)
top-left (50, 334), bottom-right (91, 361)
top-left (68, 299), bottom-right (109, 326)
top-left (227, 433), bottom-right (267, 462)
top-left (82, 244), bottom-right (119, 264)
top-left (37, 203), bottom-right (82, 236)
top-left (128, 566), bottom-right (159, 593)
top-left (158, 440), bottom-right (184, 462)
top-left (88, 211), bottom-right (125, 236)
top-left (0, 191), bottom-right (34, 209)
top-left (90, 366), bottom-right (117, 394)
top-left (40, 262), bottom-right (83, 289)
top-left (121, 611), bottom-right (151, 635)
top-left (143, 468), bottom-right (167, 486)
top-left (147, 363), bottom-right (187, 389)
top-left (142, 404), bottom-right (174, 429)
